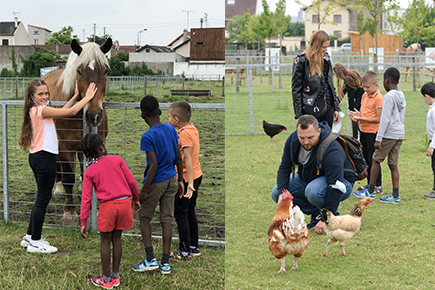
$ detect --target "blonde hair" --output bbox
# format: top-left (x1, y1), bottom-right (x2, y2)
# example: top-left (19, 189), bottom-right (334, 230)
top-left (304, 30), bottom-right (330, 76)
top-left (361, 70), bottom-right (378, 85)
top-left (19, 79), bottom-right (49, 151)
top-left (169, 101), bottom-right (192, 123)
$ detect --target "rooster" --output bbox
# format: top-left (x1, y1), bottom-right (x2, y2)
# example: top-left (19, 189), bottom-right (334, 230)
top-left (263, 120), bottom-right (287, 140)
top-left (320, 197), bottom-right (371, 257)
top-left (268, 189), bottom-right (309, 273)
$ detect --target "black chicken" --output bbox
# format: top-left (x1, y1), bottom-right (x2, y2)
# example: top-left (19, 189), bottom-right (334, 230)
top-left (263, 120), bottom-right (287, 140)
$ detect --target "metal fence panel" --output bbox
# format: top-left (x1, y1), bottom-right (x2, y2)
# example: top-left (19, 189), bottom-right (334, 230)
top-left (226, 53), bottom-right (429, 136)
top-left (0, 101), bottom-right (225, 246)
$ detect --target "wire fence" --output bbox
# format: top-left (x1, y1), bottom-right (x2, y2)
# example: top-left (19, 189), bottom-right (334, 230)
top-left (225, 53), bottom-right (431, 136)
top-left (0, 75), bottom-right (225, 100)
top-left (0, 101), bottom-right (225, 247)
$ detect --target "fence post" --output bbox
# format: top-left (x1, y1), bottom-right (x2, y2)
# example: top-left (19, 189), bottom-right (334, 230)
top-left (144, 76), bottom-right (147, 96)
top-left (106, 76), bottom-right (110, 94)
top-left (249, 66), bottom-right (254, 134)
top-left (2, 103), bottom-right (9, 222)
top-left (15, 76), bottom-right (19, 99)
top-left (222, 76), bottom-right (225, 97)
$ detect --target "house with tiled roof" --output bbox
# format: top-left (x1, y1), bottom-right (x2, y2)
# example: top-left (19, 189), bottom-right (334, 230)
top-left (28, 24), bottom-right (51, 45)
top-left (168, 29), bottom-right (190, 59)
top-left (0, 18), bottom-right (29, 45)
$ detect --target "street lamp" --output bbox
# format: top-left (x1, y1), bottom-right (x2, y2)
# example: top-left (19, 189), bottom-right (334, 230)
top-left (137, 28), bottom-right (147, 47)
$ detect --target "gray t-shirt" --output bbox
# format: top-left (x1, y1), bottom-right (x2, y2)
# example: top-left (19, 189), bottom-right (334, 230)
top-left (298, 147), bottom-right (313, 165)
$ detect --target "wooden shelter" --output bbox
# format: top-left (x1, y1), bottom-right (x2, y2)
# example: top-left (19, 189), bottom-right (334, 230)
top-left (190, 28), bottom-right (225, 63)
top-left (349, 32), bottom-right (402, 55)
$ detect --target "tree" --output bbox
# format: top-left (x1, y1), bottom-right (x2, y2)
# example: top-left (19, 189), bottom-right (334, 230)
top-left (297, 0), bottom-right (345, 30)
top-left (107, 51), bottom-right (130, 76)
top-left (286, 22), bottom-right (304, 36)
top-left (20, 47), bottom-right (60, 77)
top-left (399, 0), bottom-right (435, 49)
top-left (46, 26), bottom-right (79, 45)
top-left (130, 62), bottom-right (156, 76)
top-left (357, 11), bottom-right (376, 55)
top-left (87, 34), bottom-right (113, 46)
top-left (354, 0), bottom-right (398, 67)
top-left (226, 12), bottom-right (258, 53)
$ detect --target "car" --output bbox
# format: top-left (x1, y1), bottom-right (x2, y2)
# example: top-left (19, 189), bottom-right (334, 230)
top-left (340, 43), bottom-right (352, 53)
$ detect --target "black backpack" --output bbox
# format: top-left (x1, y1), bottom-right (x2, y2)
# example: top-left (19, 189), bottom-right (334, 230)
top-left (316, 133), bottom-right (368, 181)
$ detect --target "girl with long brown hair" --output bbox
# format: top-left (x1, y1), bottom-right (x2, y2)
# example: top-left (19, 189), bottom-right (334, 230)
top-left (333, 63), bottom-right (365, 138)
top-left (19, 78), bottom-right (97, 253)
top-left (292, 30), bottom-right (341, 128)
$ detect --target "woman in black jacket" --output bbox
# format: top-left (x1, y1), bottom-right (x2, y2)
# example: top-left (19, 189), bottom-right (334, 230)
top-left (292, 30), bottom-right (341, 128)
top-left (333, 63), bottom-right (364, 139)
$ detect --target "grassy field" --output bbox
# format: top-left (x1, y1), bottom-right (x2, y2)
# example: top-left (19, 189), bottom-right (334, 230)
top-left (225, 129), bottom-right (435, 289)
top-left (0, 222), bottom-right (224, 290)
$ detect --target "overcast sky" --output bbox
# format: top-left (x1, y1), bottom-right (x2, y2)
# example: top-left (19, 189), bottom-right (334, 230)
top-left (0, 0), bottom-right (224, 46)
top-left (268, 0), bottom-right (431, 17)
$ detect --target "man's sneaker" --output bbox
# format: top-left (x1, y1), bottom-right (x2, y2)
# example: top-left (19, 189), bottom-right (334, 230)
top-left (307, 213), bottom-right (322, 229)
top-left (159, 261), bottom-right (171, 275)
top-left (353, 188), bottom-right (376, 199)
top-left (132, 258), bottom-right (159, 272)
top-left (169, 249), bottom-right (191, 261)
top-left (190, 246), bottom-right (201, 257)
top-left (424, 190), bottom-right (435, 200)
top-left (91, 275), bottom-right (113, 289)
top-left (379, 194), bottom-right (401, 204)
top-left (111, 276), bottom-right (119, 287)
top-left (26, 240), bottom-right (57, 253)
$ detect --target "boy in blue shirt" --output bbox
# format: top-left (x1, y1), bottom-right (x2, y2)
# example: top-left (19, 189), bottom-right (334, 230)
top-left (132, 95), bottom-right (184, 275)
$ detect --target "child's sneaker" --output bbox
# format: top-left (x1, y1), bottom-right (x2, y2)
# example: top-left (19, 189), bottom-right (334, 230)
top-left (375, 186), bottom-right (383, 194)
top-left (91, 275), bottom-right (113, 289)
top-left (355, 184), bottom-right (368, 191)
top-left (159, 261), bottom-right (171, 275)
top-left (190, 246), bottom-right (201, 257)
top-left (424, 190), bottom-right (435, 199)
top-left (111, 276), bottom-right (119, 287)
top-left (20, 236), bottom-right (30, 248)
top-left (169, 249), bottom-right (191, 261)
top-left (352, 188), bottom-right (376, 199)
top-left (132, 258), bottom-right (159, 272)
top-left (379, 194), bottom-right (401, 204)
top-left (27, 239), bottom-right (57, 253)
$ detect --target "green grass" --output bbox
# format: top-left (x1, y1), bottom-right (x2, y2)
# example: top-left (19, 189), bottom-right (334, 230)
top-left (0, 222), bottom-right (224, 289)
top-left (225, 131), bottom-right (435, 289)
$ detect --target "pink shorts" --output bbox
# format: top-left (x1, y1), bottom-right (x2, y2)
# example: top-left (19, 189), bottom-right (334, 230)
top-left (97, 197), bottom-right (133, 232)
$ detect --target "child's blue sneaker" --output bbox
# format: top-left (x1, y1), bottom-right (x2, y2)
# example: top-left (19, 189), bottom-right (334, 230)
top-left (353, 188), bottom-right (376, 198)
top-left (379, 194), bottom-right (401, 204)
top-left (159, 261), bottom-right (171, 274)
top-left (132, 258), bottom-right (159, 272)
top-left (375, 186), bottom-right (383, 194)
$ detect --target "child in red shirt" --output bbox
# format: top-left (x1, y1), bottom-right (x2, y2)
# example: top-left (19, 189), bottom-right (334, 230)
top-left (80, 133), bottom-right (140, 289)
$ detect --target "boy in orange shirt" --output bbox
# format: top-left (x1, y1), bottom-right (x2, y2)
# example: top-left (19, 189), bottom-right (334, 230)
top-left (168, 101), bottom-right (203, 261)
top-left (350, 70), bottom-right (384, 198)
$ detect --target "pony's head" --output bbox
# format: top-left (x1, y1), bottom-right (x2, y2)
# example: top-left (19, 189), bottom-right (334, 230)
top-left (59, 38), bottom-right (112, 127)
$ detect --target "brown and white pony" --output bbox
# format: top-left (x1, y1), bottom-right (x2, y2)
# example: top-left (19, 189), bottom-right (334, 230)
top-left (42, 38), bottom-right (111, 224)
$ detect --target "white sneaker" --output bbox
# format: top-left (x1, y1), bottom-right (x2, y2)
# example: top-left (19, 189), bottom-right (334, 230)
top-left (27, 240), bottom-right (58, 253)
top-left (21, 236), bottom-right (50, 248)
top-left (20, 236), bottom-right (31, 247)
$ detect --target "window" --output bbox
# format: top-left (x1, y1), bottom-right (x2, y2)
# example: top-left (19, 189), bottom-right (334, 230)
top-left (227, 0), bottom-right (235, 4)
top-left (333, 15), bottom-right (341, 23)
top-left (333, 31), bottom-right (342, 38)
top-left (34, 39), bottom-right (39, 45)
top-left (196, 42), bottom-right (204, 46)
top-left (2, 39), bottom-right (8, 45)
top-left (312, 15), bottom-right (319, 23)
top-left (146, 48), bottom-right (150, 53)
top-left (33, 31), bottom-right (39, 35)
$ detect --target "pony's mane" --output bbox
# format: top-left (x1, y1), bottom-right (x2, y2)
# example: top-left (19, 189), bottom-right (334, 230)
top-left (57, 42), bottom-right (109, 96)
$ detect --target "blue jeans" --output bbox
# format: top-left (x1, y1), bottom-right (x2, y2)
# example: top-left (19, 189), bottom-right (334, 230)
top-left (271, 174), bottom-right (353, 215)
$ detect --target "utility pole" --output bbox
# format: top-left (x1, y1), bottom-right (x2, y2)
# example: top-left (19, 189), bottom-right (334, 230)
top-left (204, 13), bottom-right (208, 28)
top-left (93, 23), bottom-right (96, 42)
top-left (200, 18), bottom-right (203, 28)
top-left (182, 10), bottom-right (195, 31)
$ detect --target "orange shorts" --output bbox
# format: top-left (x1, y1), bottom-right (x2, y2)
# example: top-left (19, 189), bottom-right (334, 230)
top-left (97, 197), bottom-right (133, 232)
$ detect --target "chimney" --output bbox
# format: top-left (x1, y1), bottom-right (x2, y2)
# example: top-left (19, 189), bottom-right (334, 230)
top-left (183, 29), bottom-right (188, 42)
top-left (14, 17), bottom-right (18, 28)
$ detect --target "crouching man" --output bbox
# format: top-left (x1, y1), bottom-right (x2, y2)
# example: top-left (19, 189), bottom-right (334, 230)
top-left (271, 114), bottom-right (356, 234)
